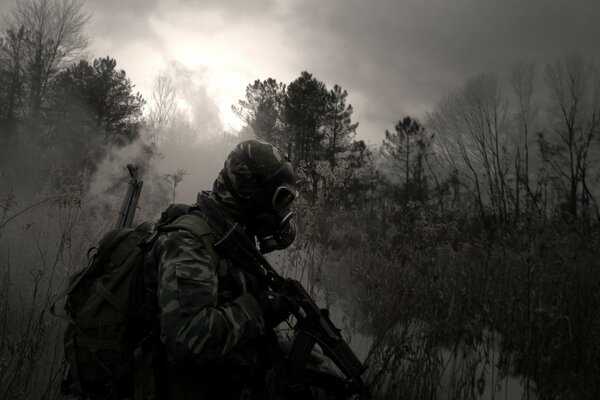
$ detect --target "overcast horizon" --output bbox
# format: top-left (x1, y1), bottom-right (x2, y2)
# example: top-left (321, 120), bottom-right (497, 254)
top-left (3, 0), bottom-right (600, 145)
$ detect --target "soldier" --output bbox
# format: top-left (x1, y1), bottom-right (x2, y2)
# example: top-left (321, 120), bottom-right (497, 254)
top-left (145, 139), bottom-right (305, 399)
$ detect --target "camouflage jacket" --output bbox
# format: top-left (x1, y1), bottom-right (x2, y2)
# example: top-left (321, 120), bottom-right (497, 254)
top-left (144, 194), bottom-right (271, 399)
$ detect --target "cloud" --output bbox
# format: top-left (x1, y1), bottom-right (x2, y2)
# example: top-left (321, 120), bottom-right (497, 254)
top-left (277, 0), bottom-right (600, 139)
top-left (80, 0), bottom-right (600, 145)
top-left (165, 61), bottom-right (223, 136)
top-left (86, 0), bottom-right (162, 43)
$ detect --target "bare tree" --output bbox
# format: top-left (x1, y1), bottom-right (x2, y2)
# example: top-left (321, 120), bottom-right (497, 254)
top-left (509, 61), bottom-right (537, 215)
top-left (543, 54), bottom-right (600, 219)
top-left (147, 73), bottom-right (177, 145)
top-left (165, 169), bottom-right (187, 203)
top-left (0, 27), bottom-right (27, 123)
top-left (3, 0), bottom-right (89, 117)
top-left (427, 73), bottom-right (511, 219)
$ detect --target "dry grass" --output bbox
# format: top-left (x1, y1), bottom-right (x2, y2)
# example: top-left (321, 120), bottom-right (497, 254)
top-left (0, 171), bottom-right (104, 399)
top-left (2, 173), bottom-right (599, 400)
top-left (307, 204), bottom-right (600, 400)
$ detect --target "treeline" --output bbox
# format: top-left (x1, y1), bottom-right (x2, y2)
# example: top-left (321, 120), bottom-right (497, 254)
top-left (234, 60), bottom-right (600, 398)
top-left (235, 55), bottom-right (600, 233)
top-left (2, 0), bottom-right (599, 224)
top-left (0, 0), bottom-right (147, 193)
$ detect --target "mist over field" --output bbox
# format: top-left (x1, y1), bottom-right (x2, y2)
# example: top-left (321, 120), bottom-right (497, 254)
top-left (2, 0), bottom-right (600, 399)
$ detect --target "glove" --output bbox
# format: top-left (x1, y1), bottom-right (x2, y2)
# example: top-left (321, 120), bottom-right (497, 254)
top-left (254, 291), bottom-right (298, 327)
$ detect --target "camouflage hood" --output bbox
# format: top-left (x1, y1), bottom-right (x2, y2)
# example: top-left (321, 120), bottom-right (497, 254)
top-left (210, 139), bottom-right (294, 224)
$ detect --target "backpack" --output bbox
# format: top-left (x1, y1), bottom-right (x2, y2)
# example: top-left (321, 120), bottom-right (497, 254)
top-left (59, 205), bottom-right (217, 400)
top-left (61, 221), bottom-right (158, 400)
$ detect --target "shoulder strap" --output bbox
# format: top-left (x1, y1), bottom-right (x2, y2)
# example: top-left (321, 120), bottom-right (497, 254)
top-left (161, 213), bottom-right (213, 238)
top-left (160, 213), bottom-right (222, 268)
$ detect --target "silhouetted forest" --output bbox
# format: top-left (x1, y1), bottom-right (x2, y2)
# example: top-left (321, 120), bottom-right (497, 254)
top-left (1, 1), bottom-right (600, 399)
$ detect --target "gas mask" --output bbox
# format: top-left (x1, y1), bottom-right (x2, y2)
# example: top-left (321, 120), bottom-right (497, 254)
top-left (247, 184), bottom-right (298, 254)
top-left (216, 141), bottom-right (299, 253)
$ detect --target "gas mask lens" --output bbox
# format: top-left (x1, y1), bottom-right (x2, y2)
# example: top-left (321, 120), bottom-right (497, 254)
top-left (272, 186), bottom-right (297, 211)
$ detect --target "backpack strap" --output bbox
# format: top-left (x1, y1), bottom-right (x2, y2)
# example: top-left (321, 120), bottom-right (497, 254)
top-left (160, 213), bottom-right (221, 263)
top-left (161, 214), bottom-right (213, 239)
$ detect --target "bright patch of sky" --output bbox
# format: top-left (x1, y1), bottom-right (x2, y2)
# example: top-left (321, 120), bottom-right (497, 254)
top-left (3, 0), bottom-right (600, 144)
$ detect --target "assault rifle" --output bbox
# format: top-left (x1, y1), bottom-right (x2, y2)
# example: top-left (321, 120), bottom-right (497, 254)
top-left (116, 164), bottom-right (143, 229)
top-left (214, 223), bottom-right (370, 399)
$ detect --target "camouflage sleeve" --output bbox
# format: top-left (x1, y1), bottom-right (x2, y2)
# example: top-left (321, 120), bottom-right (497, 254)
top-left (153, 229), bottom-right (266, 364)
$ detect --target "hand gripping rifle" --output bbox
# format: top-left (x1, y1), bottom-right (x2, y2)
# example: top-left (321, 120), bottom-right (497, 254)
top-left (116, 164), bottom-right (143, 229)
top-left (214, 223), bottom-right (370, 399)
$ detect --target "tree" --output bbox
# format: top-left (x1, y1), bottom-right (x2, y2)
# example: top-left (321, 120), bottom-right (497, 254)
top-left (232, 78), bottom-right (286, 149)
top-left (0, 26), bottom-right (27, 126)
top-left (324, 84), bottom-right (358, 166)
top-left (147, 73), bottom-right (177, 145)
top-left (50, 57), bottom-right (145, 138)
top-left (165, 169), bottom-right (187, 203)
top-left (509, 61), bottom-right (538, 215)
top-left (428, 73), bottom-right (511, 220)
top-left (284, 71), bottom-right (329, 165)
top-left (44, 57), bottom-right (145, 173)
top-left (3, 0), bottom-right (89, 118)
top-left (345, 140), bottom-right (382, 214)
top-left (543, 54), bottom-right (600, 219)
top-left (234, 72), bottom-right (360, 206)
top-left (145, 71), bottom-right (196, 146)
top-left (283, 72), bottom-right (330, 203)
top-left (381, 117), bottom-right (431, 205)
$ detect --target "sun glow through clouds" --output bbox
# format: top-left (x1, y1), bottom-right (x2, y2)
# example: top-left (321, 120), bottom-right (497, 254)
top-left (144, 15), bottom-right (259, 135)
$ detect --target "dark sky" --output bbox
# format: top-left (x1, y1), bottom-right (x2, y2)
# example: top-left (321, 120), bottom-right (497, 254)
top-left (4, 0), bottom-right (600, 144)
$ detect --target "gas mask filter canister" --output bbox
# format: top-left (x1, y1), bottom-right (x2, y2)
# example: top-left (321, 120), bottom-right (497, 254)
top-left (250, 184), bottom-right (298, 254)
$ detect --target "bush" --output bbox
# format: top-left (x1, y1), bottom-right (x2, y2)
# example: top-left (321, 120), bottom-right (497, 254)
top-left (312, 205), bottom-right (600, 399)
